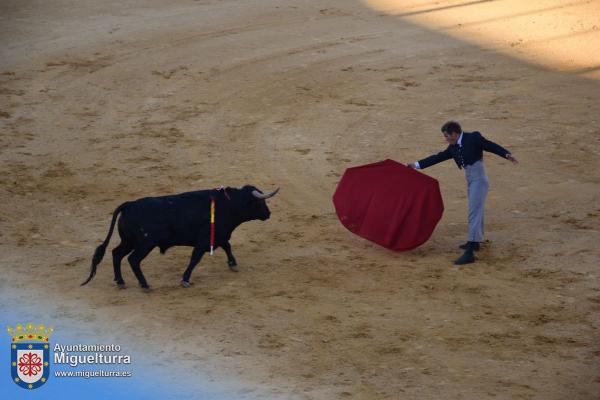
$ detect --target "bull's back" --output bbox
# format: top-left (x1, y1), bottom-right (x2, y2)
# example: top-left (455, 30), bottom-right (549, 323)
top-left (119, 191), bottom-right (210, 246)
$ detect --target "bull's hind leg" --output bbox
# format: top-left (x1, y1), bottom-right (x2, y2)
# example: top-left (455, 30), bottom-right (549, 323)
top-left (181, 246), bottom-right (205, 287)
top-left (112, 241), bottom-right (133, 288)
top-left (127, 245), bottom-right (154, 291)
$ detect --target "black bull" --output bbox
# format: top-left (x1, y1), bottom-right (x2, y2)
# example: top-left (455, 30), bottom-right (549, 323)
top-left (82, 185), bottom-right (279, 290)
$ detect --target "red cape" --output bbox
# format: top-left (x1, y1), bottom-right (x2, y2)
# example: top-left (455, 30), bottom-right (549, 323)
top-left (333, 159), bottom-right (444, 251)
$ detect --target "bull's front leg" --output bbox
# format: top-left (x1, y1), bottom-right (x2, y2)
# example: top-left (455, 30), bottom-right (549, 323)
top-left (221, 241), bottom-right (238, 272)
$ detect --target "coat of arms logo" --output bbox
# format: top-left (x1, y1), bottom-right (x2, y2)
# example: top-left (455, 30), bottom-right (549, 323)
top-left (7, 323), bottom-right (54, 389)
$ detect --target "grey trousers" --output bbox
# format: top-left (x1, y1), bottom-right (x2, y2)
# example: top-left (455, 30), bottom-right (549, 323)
top-left (465, 161), bottom-right (489, 242)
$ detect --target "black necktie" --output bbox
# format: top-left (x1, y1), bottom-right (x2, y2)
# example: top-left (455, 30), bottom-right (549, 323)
top-left (456, 144), bottom-right (465, 167)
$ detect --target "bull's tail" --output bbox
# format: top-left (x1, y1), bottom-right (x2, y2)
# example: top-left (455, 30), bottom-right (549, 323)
top-left (81, 202), bottom-right (128, 286)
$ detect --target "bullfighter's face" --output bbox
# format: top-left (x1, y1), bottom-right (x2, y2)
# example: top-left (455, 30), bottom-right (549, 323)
top-left (443, 131), bottom-right (460, 145)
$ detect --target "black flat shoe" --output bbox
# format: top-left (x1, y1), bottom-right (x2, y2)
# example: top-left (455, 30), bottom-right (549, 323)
top-left (459, 241), bottom-right (480, 251)
top-left (454, 250), bottom-right (475, 265)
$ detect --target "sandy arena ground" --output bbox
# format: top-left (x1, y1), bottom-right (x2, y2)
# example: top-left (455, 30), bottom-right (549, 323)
top-left (1, 0), bottom-right (599, 398)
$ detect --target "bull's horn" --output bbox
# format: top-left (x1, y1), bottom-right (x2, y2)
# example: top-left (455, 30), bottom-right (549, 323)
top-left (252, 188), bottom-right (279, 200)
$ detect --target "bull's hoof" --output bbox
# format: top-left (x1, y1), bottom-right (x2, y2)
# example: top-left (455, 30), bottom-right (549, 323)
top-left (227, 260), bottom-right (239, 272)
top-left (228, 264), bottom-right (239, 272)
top-left (117, 283), bottom-right (126, 289)
top-left (181, 280), bottom-right (193, 288)
top-left (141, 286), bottom-right (152, 293)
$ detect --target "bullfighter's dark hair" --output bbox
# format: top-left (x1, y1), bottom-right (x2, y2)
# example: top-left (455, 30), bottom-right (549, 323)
top-left (441, 120), bottom-right (462, 135)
